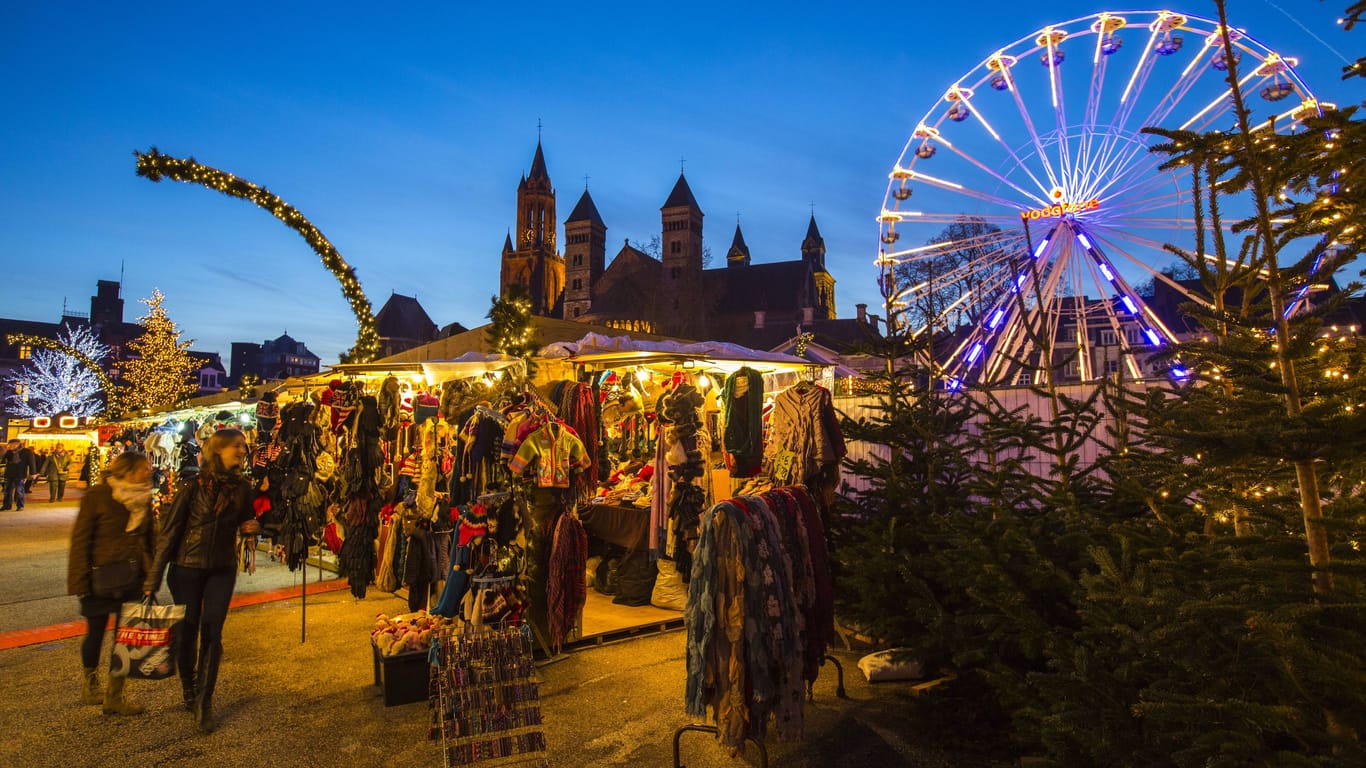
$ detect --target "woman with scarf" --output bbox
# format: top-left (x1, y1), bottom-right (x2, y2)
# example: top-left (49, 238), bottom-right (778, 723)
top-left (67, 451), bottom-right (156, 715)
top-left (145, 428), bottom-right (260, 734)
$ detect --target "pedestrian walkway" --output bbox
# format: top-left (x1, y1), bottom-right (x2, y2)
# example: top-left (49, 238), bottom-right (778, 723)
top-left (0, 489), bottom-right (984, 766)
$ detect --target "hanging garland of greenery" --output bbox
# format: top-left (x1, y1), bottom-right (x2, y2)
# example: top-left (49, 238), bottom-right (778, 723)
top-left (133, 147), bottom-right (381, 362)
top-left (5, 333), bottom-right (121, 419)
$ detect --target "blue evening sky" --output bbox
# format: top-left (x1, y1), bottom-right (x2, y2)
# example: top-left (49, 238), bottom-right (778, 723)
top-left (1, 2), bottom-right (1359, 364)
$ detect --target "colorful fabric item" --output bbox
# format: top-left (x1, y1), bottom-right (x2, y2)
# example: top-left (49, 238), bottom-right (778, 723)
top-left (508, 423), bottom-right (590, 489)
top-left (546, 511), bottom-right (588, 654)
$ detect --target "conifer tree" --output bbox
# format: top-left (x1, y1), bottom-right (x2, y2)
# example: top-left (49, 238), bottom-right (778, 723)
top-left (1023, 4), bottom-right (1366, 762)
top-left (485, 285), bottom-right (538, 378)
top-left (121, 289), bottom-right (199, 414)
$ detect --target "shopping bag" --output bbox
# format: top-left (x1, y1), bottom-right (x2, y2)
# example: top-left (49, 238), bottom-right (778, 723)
top-left (109, 597), bottom-right (186, 680)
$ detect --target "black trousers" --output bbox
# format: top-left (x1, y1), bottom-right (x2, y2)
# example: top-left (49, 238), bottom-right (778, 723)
top-left (167, 564), bottom-right (236, 677)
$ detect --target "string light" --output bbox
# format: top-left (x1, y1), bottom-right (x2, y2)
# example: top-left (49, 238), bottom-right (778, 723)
top-left (120, 289), bottom-right (200, 414)
top-left (134, 147), bottom-right (381, 362)
top-left (4, 332), bottom-right (120, 419)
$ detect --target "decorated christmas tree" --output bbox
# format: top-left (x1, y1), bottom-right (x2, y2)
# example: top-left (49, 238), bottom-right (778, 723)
top-left (121, 289), bottom-right (199, 414)
top-left (485, 285), bottom-right (538, 377)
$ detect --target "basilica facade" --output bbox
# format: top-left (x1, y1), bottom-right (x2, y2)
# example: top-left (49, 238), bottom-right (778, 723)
top-left (498, 142), bottom-right (838, 346)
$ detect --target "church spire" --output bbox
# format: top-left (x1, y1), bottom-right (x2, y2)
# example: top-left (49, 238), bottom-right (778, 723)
top-left (726, 222), bottom-right (750, 268)
top-left (528, 140), bottom-right (549, 182)
top-left (801, 213), bottom-right (826, 271)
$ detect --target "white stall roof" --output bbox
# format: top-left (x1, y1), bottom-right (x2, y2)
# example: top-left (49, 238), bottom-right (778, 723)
top-left (545, 333), bottom-right (817, 371)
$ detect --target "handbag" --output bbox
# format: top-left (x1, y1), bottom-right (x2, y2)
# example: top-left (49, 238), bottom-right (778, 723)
top-left (90, 558), bottom-right (141, 598)
top-left (109, 596), bottom-right (186, 680)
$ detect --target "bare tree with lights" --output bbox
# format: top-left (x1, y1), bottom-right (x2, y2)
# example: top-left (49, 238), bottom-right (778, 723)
top-left (2, 324), bottom-right (110, 418)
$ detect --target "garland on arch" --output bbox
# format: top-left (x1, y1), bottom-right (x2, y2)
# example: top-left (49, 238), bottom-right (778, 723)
top-left (4, 333), bottom-right (121, 419)
top-left (133, 147), bottom-right (381, 362)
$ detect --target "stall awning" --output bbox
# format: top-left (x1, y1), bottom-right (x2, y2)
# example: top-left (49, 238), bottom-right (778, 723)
top-left (321, 353), bottom-right (525, 387)
top-left (548, 333), bottom-right (820, 373)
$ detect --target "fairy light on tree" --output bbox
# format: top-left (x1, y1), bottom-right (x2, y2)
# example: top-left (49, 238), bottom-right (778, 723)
top-left (121, 289), bottom-right (199, 414)
top-left (133, 147), bottom-right (381, 362)
top-left (485, 285), bottom-right (538, 377)
top-left (2, 324), bottom-right (111, 419)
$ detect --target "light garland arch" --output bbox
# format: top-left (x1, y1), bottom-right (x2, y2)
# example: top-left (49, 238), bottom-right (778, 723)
top-left (134, 147), bottom-right (381, 362)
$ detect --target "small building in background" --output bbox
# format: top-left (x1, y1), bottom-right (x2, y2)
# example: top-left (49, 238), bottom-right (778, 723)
top-left (229, 332), bottom-right (321, 385)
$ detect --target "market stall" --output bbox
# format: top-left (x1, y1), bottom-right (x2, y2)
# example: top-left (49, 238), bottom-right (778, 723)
top-left (11, 416), bottom-right (100, 488)
top-left (535, 334), bottom-right (838, 633)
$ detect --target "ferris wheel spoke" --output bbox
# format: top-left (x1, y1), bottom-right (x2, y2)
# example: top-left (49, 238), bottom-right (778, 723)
top-left (888, 231), bottom-right (1027, 267)
top-left (946, 94), bottom-right (1058, 203)
top-left (1001, 61), bottom-right (1064, 192)
top-left (928, 120), bottom-right (1054, 206)
top-left (1099, 183), bottom-right (1190, 220)
top-left (1087, 229), bottom-right (1216, 320)
top-left (1088, 147), bottom-right (1173, 206)
top-left (1128, 36), bottom-right (1221, 144)
top-left (1177, 65), bottom-right (1271, 131)
top-left (882, 211), bottom-right (1028, 228)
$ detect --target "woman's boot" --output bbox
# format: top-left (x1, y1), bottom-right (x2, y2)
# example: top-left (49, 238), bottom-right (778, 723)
top-left (102, 675), bottom-right (145, 716)
top-left (81, 667), bottom-right (101, 705)
top-left (180, 670), bottom-right (197, 712)
top-left (194, 644), bottom-right (221, 734)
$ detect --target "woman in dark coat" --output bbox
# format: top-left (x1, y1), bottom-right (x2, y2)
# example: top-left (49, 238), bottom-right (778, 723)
top-left (144, 428), bottom-right (259, 734)
top-left (67, 451), bottom-right (156, 715)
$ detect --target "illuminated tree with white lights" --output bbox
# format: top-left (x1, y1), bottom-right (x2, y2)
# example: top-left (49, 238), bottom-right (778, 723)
top-left (2, 324), bottom-right (110, 418)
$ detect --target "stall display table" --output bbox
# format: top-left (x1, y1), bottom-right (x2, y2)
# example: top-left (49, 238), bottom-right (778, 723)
top-left (579, 503), bottom-right (657, 606)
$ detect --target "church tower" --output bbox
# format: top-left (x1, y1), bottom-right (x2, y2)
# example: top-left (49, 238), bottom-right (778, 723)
top-left (562, 187), bottom-right (607, 320)
top-left (659, 173), bottom-right (704, 327)
top-left (500, 141), bottom-right (565, 316)
top-left (802, 214), bottom-right (836, 319)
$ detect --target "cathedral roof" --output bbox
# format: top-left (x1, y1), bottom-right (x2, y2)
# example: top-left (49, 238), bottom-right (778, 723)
top-left (585, 242), bottom-right (663, 316)
top-left (566, 189), bottom-right (606, 227)
top-left (374, 293), bottom-right (437, 342)
top-left (661, 173), bottom-right (701, 211)
top-left (802, 214), bottom-right (824, 250)
top-left (528, 141), bottom-right (549, 181)
top-left (726, 224), bottom-right (750, 265)
top-left (705, 260), bottom-right (815, 314)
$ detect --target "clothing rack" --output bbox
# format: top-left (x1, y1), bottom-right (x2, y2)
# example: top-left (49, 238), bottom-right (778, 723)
top-left (678, 485), bottom-right (843, 759)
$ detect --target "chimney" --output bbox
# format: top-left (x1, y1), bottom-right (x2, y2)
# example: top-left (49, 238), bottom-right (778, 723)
top-left (856, 303), bottom-right (867, 322)
top-left (753, 310), bottom-right (766, 329)
top-left (802, 306), bottom-right (814, 324)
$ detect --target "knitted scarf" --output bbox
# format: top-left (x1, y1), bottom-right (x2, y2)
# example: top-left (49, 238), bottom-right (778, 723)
top-left (108, 475), bottom-right (153, 532)
top-left (546, 510), bottom-right (587, 654)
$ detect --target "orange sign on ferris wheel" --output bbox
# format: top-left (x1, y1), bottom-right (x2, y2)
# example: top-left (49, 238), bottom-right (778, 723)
top-left (1021, 198), bottom-right (1101, 220)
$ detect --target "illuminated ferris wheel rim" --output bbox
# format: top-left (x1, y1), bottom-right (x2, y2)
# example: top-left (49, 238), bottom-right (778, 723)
top-left (880, 8), bottom-right (1323, 226)
top-left (873, 8), bottom-right (1329, 390)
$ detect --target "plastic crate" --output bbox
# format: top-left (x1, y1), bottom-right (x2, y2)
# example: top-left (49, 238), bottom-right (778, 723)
top-left (371, 644), bottom-right (429, 707)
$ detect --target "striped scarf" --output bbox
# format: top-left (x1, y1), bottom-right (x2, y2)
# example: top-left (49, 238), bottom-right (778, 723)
top-left (546, 509), bottom-right (587, 654)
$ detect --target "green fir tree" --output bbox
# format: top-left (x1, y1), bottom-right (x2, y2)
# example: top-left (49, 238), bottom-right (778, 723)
top-left (485, 285), bottom-right (538, 378)
top-left (121, 288), bottom-right (199, 414)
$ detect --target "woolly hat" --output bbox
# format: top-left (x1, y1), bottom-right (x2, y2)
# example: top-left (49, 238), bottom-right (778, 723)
top-left (314, 451), bottom-right (336, 482)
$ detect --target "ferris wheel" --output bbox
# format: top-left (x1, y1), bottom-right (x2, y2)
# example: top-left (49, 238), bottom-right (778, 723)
top-left (877, 9), bottom-right (1329, 390)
